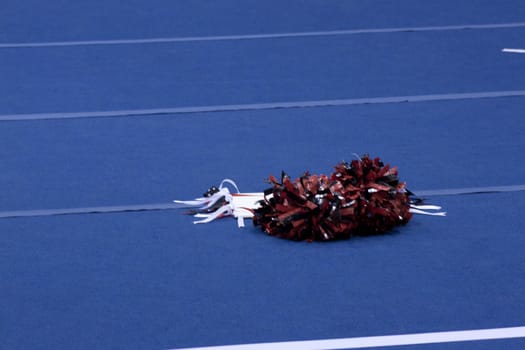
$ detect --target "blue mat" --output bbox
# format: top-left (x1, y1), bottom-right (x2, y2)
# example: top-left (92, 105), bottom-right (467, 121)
top-left (1, 1), bottom-right (524, 349)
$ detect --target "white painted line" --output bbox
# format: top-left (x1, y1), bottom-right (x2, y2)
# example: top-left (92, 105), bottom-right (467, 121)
top-left (502, 48), bottom-right (525, 53)
top-left (170, 326), bottom-right (525, 350)
top-left (1, 22), bottom-right (525, 49)
top-left (2, 90), bottom-right (525, 122)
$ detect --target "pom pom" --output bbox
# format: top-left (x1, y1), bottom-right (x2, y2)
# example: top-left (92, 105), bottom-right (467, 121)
top-left (173, 155), bottom-right (445, 237)
top-left (253, 155), bottom-right (414, 241)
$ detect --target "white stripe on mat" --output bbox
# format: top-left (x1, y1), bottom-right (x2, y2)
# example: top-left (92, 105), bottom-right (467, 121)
top-left (2, 90), bottom-right (525, 122)
top-left (170, 326), bottom-right (525, 350)
top-left (2, 22), bottom-right (525, 49)
top-left (502, 48), bottom-right (525, 53)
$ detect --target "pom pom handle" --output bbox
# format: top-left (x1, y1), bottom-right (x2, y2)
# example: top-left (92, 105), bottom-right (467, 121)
top-left (174, 180), bottom-right (263, 226)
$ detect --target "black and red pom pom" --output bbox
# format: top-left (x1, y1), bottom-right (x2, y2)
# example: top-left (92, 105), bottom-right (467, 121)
top-left (253, 155), bottom-right (413, 241)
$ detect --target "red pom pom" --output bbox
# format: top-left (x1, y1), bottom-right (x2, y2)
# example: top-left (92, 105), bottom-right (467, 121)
top-left (253, 155), bottom-right (413, 241)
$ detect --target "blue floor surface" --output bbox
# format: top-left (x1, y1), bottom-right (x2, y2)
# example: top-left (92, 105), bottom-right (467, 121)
top-left (1, 28), bottom-right (524, 114)
top-left (1, 1), bottom-right (524, 349)
top-left (1, 192), bottom-right (524, 349)
top-left (2, 0), bottom-right (525, 42)
top-left (1, 97), bottom-right (524, 211)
